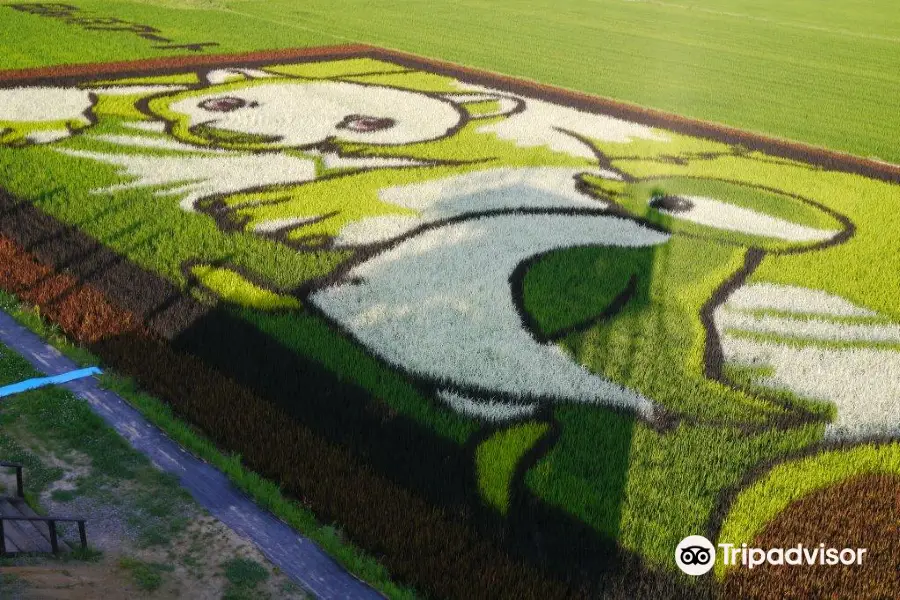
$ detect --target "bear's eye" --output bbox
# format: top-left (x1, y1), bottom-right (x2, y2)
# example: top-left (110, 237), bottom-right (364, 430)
top-left (198, 97), bottom-right (248, 113)
top-left (337, 115), bottom-right (396, 133)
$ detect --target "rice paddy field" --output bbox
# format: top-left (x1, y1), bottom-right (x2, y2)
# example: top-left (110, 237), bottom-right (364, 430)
top-left (2, 0), bottom-right (899, 164)
top-left (0, 1), bottom-right (898, 599)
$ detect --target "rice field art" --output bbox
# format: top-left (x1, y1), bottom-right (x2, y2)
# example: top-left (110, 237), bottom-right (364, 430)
top-left (0, 46), bottom-right (897, 599)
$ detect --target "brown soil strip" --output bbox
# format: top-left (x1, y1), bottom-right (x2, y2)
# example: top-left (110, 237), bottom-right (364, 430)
top-left (0, 44), bottom-right (372, 83)
top-left (0, 237), bottom-right (142, 343)
top-left (722, 473), bottom-right (900, 600)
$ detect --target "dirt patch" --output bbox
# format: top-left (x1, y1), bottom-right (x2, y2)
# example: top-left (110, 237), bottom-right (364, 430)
top-left (1, 564), bottom-right (160, 600)
top-left (722, 473), bottom-right (900, 599)
top-left (40, 453), bottom-right (91, 492)
top-left (2, 507), bottom-right (306, 600)
top-left (1, 515), bottom-right (307, 599)
top-left (150, 514), bottom-right (307, 599)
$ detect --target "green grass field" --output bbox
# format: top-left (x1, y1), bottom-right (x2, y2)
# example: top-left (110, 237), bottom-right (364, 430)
top-left (1, 0), bottom-right (898, 163)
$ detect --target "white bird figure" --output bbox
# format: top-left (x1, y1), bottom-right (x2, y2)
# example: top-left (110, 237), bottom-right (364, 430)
top-left (311, 169), bottom-right (670, 422)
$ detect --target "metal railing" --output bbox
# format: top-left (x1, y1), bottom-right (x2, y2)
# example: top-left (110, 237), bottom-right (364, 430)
top-left (0, 515), bottom-right (88, 554)
top-left (0, 461), bottom-right (88, 554)
top-left (0, 461), bottom-right (24, 498)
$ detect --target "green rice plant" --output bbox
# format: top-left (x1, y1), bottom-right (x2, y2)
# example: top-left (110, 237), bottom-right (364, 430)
top-left (527, 407), bottom-right (824, 569)
top-left (476, 422), bottom-right (549, 513)
top-left (0, 43), bottom-right (895, 599)
top-left (649, 185), bottom-right (667, 200)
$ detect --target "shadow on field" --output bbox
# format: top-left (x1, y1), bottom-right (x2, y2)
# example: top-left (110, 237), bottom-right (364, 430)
top-left (0, 192), bottom-right (209, 338)
top-left (495, 234), bottom-right (681, 592)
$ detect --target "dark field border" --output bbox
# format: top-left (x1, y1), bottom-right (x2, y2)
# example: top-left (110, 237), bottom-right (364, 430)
top-left (1, 44), bottom-right (897, 184)
top-left (1, 45), bottom-right (895, 599)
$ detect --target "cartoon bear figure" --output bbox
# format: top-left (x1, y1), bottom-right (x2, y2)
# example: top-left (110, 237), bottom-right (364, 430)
top-left (0, 68), bottom-right (522, 211)
top-left (0, 62), bottom-right (896, 442)
top-left (0, 86), bottom-right (94, 145)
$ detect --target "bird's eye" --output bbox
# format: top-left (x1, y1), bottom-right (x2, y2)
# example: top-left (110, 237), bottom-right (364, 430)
top-left (649, 194), bottom-right (693, 213)
top-left (198, 97), bottom-right (248, 113)
top-left (337, 115), bottom-right (396, 133)
top-left (649, 193), bottom-right (836, 243)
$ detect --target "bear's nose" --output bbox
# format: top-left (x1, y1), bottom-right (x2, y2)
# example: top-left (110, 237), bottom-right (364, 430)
top-left (199, 97), bottom-right (248, 113)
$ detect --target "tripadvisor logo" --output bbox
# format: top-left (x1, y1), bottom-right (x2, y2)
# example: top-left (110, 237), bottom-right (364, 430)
top-left (675, 535), bottom-right (717, 575)
top-left (676, 536), bottom-right (868, 576)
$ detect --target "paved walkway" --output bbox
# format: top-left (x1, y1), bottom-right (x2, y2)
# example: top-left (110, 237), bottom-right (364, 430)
top-left (0, 309), bottom-right (383, 600)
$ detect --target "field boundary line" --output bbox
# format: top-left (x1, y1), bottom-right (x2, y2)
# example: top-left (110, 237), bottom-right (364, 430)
top-left (0, 44), bottom-right (896, 184)
top-left (369, 47), bottom-right (900, 184)
top-left (0, 308), bottom-right (384, 600)
top-left (0, 44), bottom-right (372, 82)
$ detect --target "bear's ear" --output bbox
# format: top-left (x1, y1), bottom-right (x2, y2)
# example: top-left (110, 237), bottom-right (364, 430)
top-left (202, 68), bottom-right (275, 85)
top-left (440, 92), bottom-right (524, 120)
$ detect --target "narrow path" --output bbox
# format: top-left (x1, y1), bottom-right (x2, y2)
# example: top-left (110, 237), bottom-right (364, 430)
top-left (0, 309), bottom-right (383, 600)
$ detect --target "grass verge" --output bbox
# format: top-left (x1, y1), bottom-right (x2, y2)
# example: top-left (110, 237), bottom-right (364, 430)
top-left (119, 556), bottom-right (174, 592)
top-left (221, 557), bottom-right (270, 599)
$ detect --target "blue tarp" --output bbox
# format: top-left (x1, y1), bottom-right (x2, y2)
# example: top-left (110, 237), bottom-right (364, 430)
top-left (0, 367), bottom-right (103, 398)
